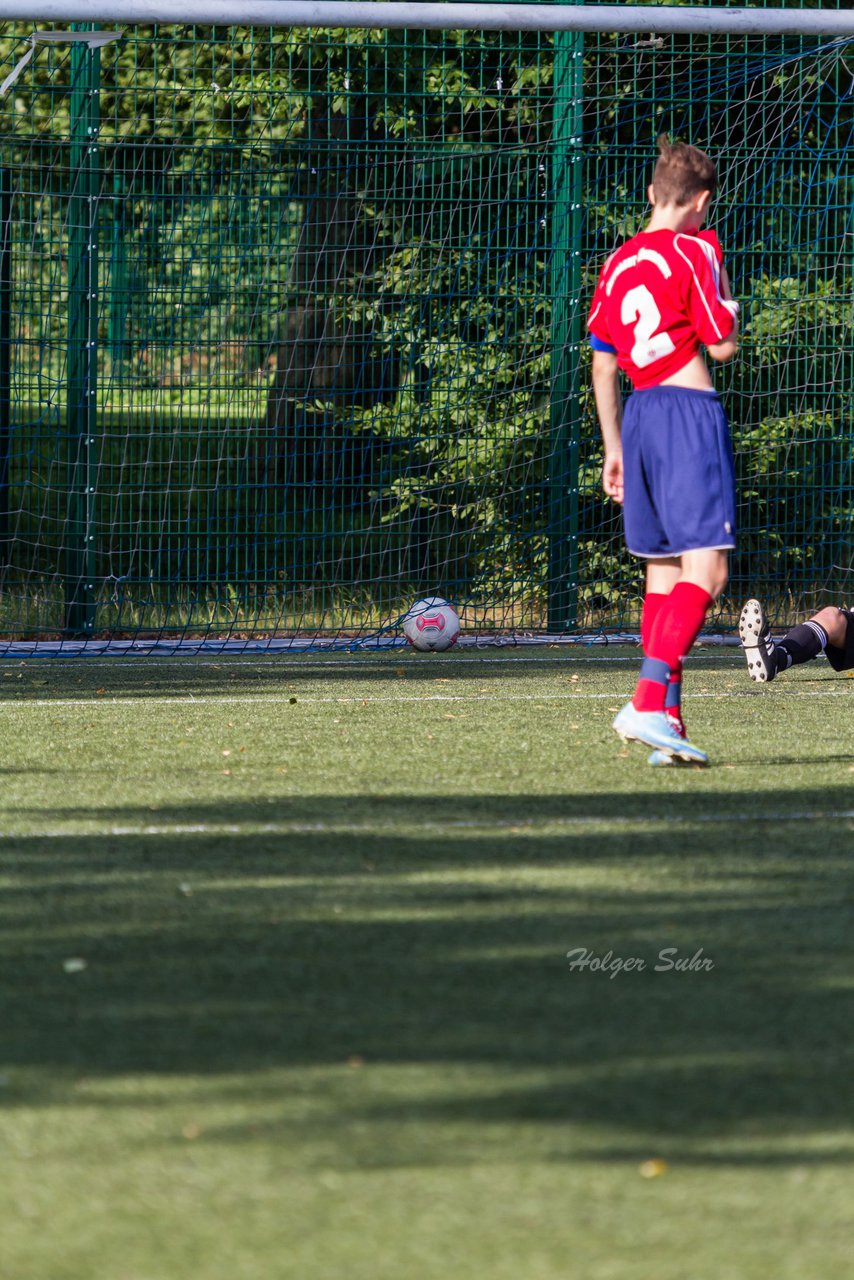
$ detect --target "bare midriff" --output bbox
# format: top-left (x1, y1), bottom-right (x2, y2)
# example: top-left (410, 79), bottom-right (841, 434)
top-left (657, 352), bottom-right (715, 392)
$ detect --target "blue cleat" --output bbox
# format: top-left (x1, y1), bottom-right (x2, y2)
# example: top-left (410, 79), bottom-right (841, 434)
top-left (612, 702), bottom-right (709, 766)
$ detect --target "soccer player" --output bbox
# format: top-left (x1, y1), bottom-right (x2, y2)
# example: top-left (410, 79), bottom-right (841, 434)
top-left (587, 137), bottom-right (739, 765)
top-left (739, 598), bottom-right (854, 681)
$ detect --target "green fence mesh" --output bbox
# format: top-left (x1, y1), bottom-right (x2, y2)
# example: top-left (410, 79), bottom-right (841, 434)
top-left (0, 8), bottom-right (851, 647)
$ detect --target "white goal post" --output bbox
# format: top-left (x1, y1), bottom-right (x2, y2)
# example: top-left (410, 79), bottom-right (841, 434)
top-left (0, 2), bottom-right (853, 36)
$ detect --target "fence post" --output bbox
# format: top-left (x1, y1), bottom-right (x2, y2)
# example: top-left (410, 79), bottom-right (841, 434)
top-left (64, 26), bottom-right (100, 637)
top-left (109, 163), bottom-right (129, 364)
top-left (548, 14), bottom-right (584, 633)
top-left (0, 164), bottom-right (10, 561)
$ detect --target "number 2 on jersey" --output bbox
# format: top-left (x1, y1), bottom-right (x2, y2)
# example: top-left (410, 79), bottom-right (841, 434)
top-left (620, 284), bottom-right (676, 369)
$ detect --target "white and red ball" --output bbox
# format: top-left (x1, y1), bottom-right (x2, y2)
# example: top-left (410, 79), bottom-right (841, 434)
top-left (402, 597), bottom-right (461, 652)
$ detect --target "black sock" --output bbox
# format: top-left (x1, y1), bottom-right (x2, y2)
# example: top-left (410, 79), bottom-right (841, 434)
top-left (776, 621), bottom-right (828, 670)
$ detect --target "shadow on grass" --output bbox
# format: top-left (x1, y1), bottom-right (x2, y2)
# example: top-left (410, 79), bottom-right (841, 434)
top-left (1, 785), bottom-right (853, 1164)
top-left (4, 784), bottom-right (854, 829)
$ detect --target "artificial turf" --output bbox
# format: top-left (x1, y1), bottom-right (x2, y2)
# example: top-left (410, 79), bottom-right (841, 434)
top-left (1, 648), bottom-right (853, 1279)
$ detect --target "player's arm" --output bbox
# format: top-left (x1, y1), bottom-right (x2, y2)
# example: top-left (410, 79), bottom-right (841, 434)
top-left (591, 348), bottom-right (624, 504)
top-left (681, 233), bottom-right (739, 363)
top-left (706, 265), bottom-right (739, 363)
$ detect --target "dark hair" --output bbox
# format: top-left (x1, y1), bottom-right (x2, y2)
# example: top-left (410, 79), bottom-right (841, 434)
top-left (652, 136), bottom-right (717, 205)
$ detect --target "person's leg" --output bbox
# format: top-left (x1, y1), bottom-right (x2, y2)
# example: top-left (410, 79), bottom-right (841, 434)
top-left (809, 607), bottom-right (847, 646)
top-left (633, 550), bottom-right (727, 712)
top-left (776, 605), bottom-right (844, 669)
top-left (615, 550), bottom-right (725, 765)
top-left (640, 566), bottom-right (685, 733)
top-left (638, 565), bottom-right (684, 765)
top-left (614, 388), bottom-right (731, 764)
top-left (741, 600), bottom-right (849, 682)
top-left (819, 608), bottom-right (854, 671)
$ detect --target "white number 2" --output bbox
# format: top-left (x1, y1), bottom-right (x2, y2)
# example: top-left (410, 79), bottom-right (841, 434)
top-left (621, 284), bottom-right (676, 369)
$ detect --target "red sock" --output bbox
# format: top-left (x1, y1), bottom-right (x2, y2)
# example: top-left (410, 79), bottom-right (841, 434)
top-left (665, 665), bottom-right (684, 734)
top-left (632, 592), bottom-right (671, 711)
top-left (641, 592), bottom-right (668, 652)
top-left (649, 582), bottom-right (713, 665)
top-left (634, 583), bottom-right (713, 712)
top-left (633, 660), bottom-right (670, 712)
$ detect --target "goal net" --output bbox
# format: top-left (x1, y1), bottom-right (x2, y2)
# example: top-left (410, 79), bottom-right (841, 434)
top-left (0, 8), bottom-right (852, 650)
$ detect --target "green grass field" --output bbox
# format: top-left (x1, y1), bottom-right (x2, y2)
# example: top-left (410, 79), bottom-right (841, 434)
top-left (2, 647), bottom-right (853, 1280)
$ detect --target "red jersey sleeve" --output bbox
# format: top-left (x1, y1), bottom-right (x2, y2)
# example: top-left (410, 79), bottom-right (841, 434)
top-left (587, 254), bottom-right (616, 348)
top-left (695, 228), bottom-right (724, 265)
top-left (673, 233), bottom-right (738, 347)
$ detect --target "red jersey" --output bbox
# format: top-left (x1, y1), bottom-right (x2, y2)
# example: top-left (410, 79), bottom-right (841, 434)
top-left (587, 228), bottom-right (738, 389)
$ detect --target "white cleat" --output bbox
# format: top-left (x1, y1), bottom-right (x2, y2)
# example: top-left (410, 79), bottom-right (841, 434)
top-left (647, 749), bottom-right (706, 768)
top-left (739, 598), bottom-right (777, 683)
top-left (613, 702), bottom-right (709, 766)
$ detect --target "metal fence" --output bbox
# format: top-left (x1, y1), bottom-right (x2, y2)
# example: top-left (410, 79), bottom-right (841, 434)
top-left (0, 7), bottom-right (851, 643)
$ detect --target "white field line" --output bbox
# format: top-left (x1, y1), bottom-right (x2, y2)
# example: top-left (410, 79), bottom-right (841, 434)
top-left (4, 686), bottom-right (854, 709)
top-left (2, 809), bottom-right (854, 840)
top-left (0, 654), bottom-right (682, 669)
top-left (0, 646), bottom-right (759, 671)
top-left (0, 651), bottom-right (835, 670)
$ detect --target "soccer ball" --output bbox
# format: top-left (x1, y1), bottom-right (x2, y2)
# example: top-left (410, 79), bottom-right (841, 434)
top-left (402, 597), bottom-right (461, 652)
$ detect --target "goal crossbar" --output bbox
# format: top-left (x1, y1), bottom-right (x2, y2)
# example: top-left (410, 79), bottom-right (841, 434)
top-left (0, 2), bottom-right (853, 37)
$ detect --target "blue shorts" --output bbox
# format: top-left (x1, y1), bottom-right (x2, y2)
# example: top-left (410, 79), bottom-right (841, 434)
top-left (621, 386), bottom-right (736, 559)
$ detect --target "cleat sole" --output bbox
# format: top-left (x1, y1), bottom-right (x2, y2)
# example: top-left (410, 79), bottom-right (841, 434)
top-left (648, 749), bottom-right (708, 768)
top-left (739, 598), bottom-right (776, 683)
